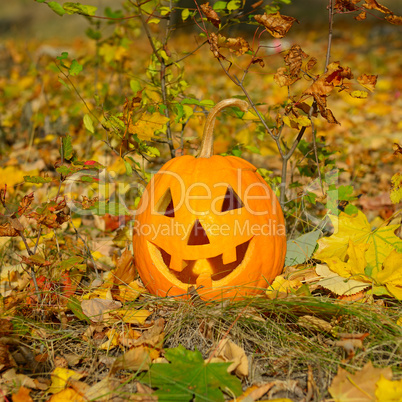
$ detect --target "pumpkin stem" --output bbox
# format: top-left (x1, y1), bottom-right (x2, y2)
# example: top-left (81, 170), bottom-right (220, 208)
top-left (198, 98), bottom-right (249, 158)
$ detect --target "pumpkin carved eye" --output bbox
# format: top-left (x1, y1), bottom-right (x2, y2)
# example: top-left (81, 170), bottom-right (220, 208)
top-left (221, 186), bottom-right (244, 212)
top-left (188, 219), bottom-right (210, 246)
top-left (155, 188), bottom-right (175, 217)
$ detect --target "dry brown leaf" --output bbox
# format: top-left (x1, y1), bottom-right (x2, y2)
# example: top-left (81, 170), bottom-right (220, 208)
top-left (274, 67), bottom-right (300, 87)
top-left (251, 57), bottom-right (265, 67)
top-left (81, 299), bottom-right (122, 323)
top-left (254, 12), bottom-right (298, 39)
top-left (113, 248), bottom-right (135, 285)
top-left (267, 380), bottom-right (304, 399)
top-left (223, 37), bottom-right (251, 56)
top-left (62, 354), bottom-right (81, 367)
top-left (133, 383), bottom-right (158, 401)
top-left (335, 0), bottom-right (358, 12)
top-left (211, 339), bottom-right (248, 377)
top-left (119, 318), bottom-right (164, 349)
top-left (209, 33), bottom-right (224, 60)
top-left (0, 341), bottom-right (13, 372)
top-left (385, 14), bottom-right (402, 25)
top-left (17, 193), bottom-right (34, 216)
top-left (393, 143), bottom-right (402, 157)
top-left (284, 45), bottom-right (308, 76)
top-left (298, 315), bottom-right (333, 332)
top-left (1, 368), bottom-right (47, 391)
top-left (357, 74), bottom-right (378, 92)
top-left (0, 319), bottom-right (14, 337)
top-left (200, 3), bottom-right (220, 28)
top-left (355, 11), bottom-right (367, 20)
top-left (53, 355), bottom-right (68, 369)
top-left (84, 377), bottom-right (121, 401)
top-left (329, 361), bottom-right (392, 401)
top-left (363, 0), bottom-right (391, 13)
top-left (110, 346), bottom-right (152, 374)
top-left (251, 0), bottom-right (263, 8)
top-left (229, 382), bottom-right (275, 401)
top-left (0, 223), bottom-right (19, 237)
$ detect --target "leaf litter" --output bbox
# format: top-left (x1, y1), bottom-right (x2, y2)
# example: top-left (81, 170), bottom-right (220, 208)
top-left (0, 6), bottom-right (402, 402)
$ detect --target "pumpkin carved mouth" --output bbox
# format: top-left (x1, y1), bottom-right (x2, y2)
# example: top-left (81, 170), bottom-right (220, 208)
top-left (147, 238), bottom-right (254, 287)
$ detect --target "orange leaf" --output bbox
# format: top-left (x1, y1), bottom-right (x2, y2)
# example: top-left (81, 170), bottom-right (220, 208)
top-left (200, 3), bottom-right (221, 28)
top-left (254, 12), bottom-right (298, 39)
top-left (12, 387), bottom-right (33, 402)
top-left (357, 74), bottom-right (377, 92)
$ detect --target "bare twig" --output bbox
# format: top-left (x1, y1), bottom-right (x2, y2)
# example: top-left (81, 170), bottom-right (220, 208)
top-left (325, 0), bottom-right (335, 71)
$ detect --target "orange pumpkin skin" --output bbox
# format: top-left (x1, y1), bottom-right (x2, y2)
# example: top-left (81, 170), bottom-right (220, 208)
top-left (133, 100), bottom-right (286, 300)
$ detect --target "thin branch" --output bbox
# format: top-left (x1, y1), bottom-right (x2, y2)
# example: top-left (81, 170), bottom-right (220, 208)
top-left (325, 0), bottom-right (335, 71)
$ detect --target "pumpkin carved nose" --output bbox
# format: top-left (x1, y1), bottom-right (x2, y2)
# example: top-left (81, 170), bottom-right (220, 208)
top-left (187, 220), bottom-right (210, 246)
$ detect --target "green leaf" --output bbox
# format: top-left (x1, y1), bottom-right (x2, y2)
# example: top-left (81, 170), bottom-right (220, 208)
top-left (104, 7), bottom-right (123, 18)
top-left (86, 27), bottom-right (101, 40)
top-left (67, 297), bottom-right (91, 323)
top-left (344, 204), bottom-right (358, 215)
top-left (58, 78), bottom-right (69, 89)
top-left (123, 159), bottom-right (133, 176)
top-left (130, 79), bottom-right (142, 94)
top-left (60, 256), bottom-right (85, 271)
top-left (213, 1), bottom-right (227, 11)
top-left (145, 146), bottom-right (160, 157)
top-left (200, 99), bottom-right (215, 107)
top-left (181, 98), bottom-right (200, 106)
top-left (141, 345), bottom-right (242, 402)
top-left (305, 192), bottom-right (317, 205)
top-left (227, 0), bottom-right (241, 11)
top-left (244, 145), bottom-right (260, 154)
top-left (62, 135), bottom-right (74, 160)
top-left (285, 230), bottom-right (321, 266)
top-left (63, 2), bottom-right (97, 16)
top-left (69, 59), bottom-right (83, 76)
top-left (47, 1), bottom-right (66, 16)
top-left (24, 176), bottom-right (53, 184)
top-left (181, 8), bottom-right (190, 21)
top-left (56, 52), bottom-right (69, 61)
top-left (56, 165), bottom-right (78, 176)
top-left (83, 114), bottom-right (94, 133)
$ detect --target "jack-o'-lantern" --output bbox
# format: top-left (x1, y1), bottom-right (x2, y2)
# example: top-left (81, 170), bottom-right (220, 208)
top-left (133, 99), bottom-right (286, 300)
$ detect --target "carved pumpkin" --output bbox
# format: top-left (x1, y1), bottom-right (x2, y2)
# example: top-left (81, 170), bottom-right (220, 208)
top-left (133, 99), bottom-right (286, 300)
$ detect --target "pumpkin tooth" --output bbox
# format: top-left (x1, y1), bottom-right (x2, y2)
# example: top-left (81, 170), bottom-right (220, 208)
top-left (222, 248), bottom-right (237, 265)
top-left (169, 254), bottom-right (185, 272)
top-left (192, 259), bottom-right (213, 276)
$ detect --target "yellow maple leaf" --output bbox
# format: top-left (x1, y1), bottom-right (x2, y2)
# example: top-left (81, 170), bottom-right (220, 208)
top-left (114, 308), bottom-right (152, 325)
top-left (0, 166), bottom-right (38, 193)
top-left (266, 275), bottom-right (302, 298)
top-left (48, 367), bottom-right (83, 394)
top-left (100, 328), bottom-right (120, 350)
top-left (314, 211), bottom-right (402, 278)
top-left (375, 374), bottom-right (402, 402)
top-left (315, 264), bottom-right (369, 296)
top-left (374, 250), bottom-right (402, 300)
top-left (129, 112), bottom-right (169, 141)
top-left (322, 240), bottom-right (368, 280)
